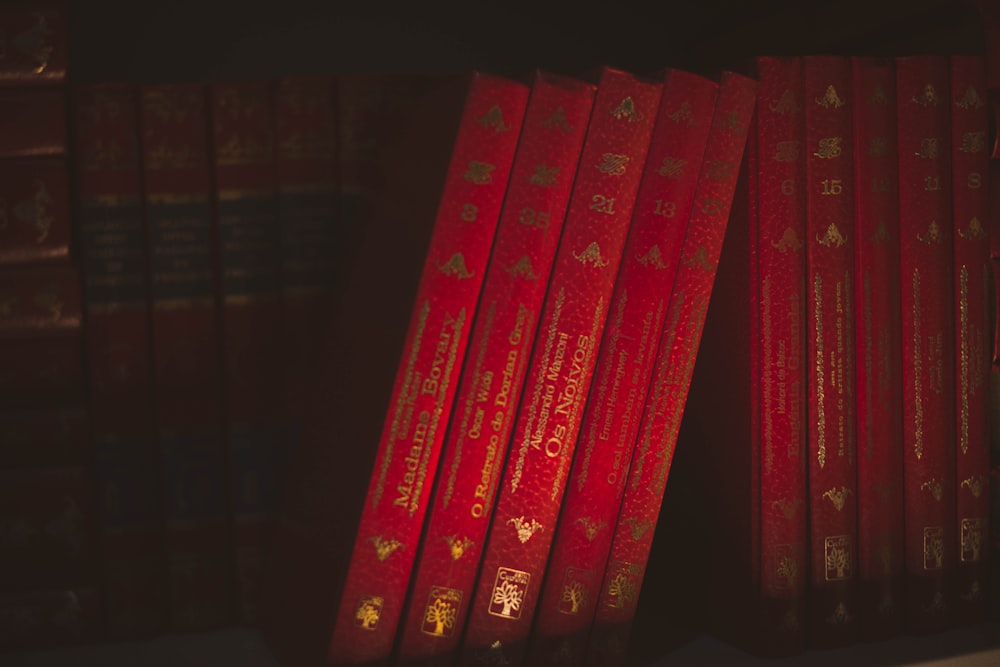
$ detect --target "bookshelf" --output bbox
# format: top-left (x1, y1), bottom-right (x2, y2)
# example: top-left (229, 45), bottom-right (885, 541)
top-left (4, 0), bottom-right (997, 665)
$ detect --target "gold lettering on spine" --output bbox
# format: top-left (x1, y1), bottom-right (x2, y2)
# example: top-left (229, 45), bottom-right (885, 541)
top-left (375, 301), bottom-right (430, 508)
top-left (913, 269), bottom-right (924, 459)
top-left (959, 265), bottom-right (969, 454)
top-left (814, 272), bottom-right (826, 468)
top-left (762, 278), bottom-right (775, 475)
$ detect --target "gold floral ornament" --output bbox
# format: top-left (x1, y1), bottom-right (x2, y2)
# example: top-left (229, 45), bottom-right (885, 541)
top-left (478, 105), bottom-right (510, 132)
top-left (821, 486), bottom-right (851, 511)
top-left (657, 156), bottom-right (686, 178)
top-left (464, 161), bottom-right (495, 185)
top-left (541, 107), bottom-right (572, 133)
top-left (596, 153), bottom-right (630, 176)
top-left (636, 245), bottom-right (667, 270)
top-left (573, 242), bottom-right (609, 268)
top-left (769, 90), bottom-right (799, 115)
top-left (505, 256), bottom-right (538, 281)
top-left (666, 101), bottom-right (694, 125)
top-left (911, 84), bottom-right (939, 107)
top-left (868, 136), bottom-right (889, 157)
top-left (920, 478), bottom-right (943, 502)
top-left (917, 220), bottom-right (942, 245)
top-left (610, 96), bottom-right (641, 122)
top-left (369, 535), bottom-right (402, 562)
top-left (955, 86), bottom-right (985, 110)
top-left (574, 517), bottom-right (606, 542)
top-left (776, 554), bottom-right (798, 589)
top-left (507, 515), bottom-right (543, 543)
top-left (826, 603), bottom-right (852, 625)
top-left (772, 497), bottom-right (803, 520)
top-left (529, 164), bottom-right (559, 187)
top-left (17, 181), bottom-right (54, 243)
top-left (813, 136), bottom-right (843, 160)
top-left (958, 217), bottom-right (987, 241)
top-left (439, 252), bottom-right (474, 279)
top-left (771, 227), bottom-right (803, 252)
top-left (682, 246), bottom-right (712, 271)
top-left (816, 85), bottom-right (844, 109)
top-left (869, 85), bottom-right (888, 106)
top-left (959, 131), bottom-right (987, 154)
top-left (773, 140), bottom-right (800, 163)
top-left (960, 475), bottom-right (985, 498)
top-left (443, 535), bottom-right (474, 560)
top-left (624, 517), bottom-right (652, 541)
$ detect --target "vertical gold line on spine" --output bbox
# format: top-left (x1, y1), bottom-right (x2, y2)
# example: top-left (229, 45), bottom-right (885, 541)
top-left (814, 272), bottom-right (826, 469)
top-left (375, 300), bottom-right (431, 509)
top-left (913, 268), bottom-right (923, 460)
top-left (959, 264), bottom-right (970, 455)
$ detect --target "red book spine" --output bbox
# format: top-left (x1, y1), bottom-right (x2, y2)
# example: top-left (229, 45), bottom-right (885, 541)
top-left (851, 57), bottom-right (904, 639)
top-left (526, 69), bottom-right (719, 667)
top-left (895, 56), bottom-right (955, 633)
top-left (208, 80), bottom-right (282, 625)
top-left (584, 72), bottom-right (757, 667)
top-left (749, 56), bottom-right (809, 655)
top-left (0, 156), bottom-right (71, 266)
top-left (395, 72), bottom-right (595, 667)
top-left (139, 83), bottom-right (230, 631)
top-left (0, 588), bottom-right (102, 651)
top-left (73, 83), bottom-right (165, 638)
top-left (949, 55), bottom-right (990, 622)
top-left (457, 68), bottom-right (662, 667)
top-left (0, 2), bottom-right (67, 85)
top-left (803, 55), bottom-right (858, 646)
top-left (327, 73), bottom-right (529, 666)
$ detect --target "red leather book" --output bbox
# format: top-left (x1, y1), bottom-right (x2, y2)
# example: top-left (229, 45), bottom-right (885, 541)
top-left (0, 263), bottom-right (83, 408)
top-left (895, 56), bottom-right (956, 634)
top-left (208, 80), bottom-right (282, 625)
top-left (851, 56), bottom-right (904, 640)
top-left (680, 57), bottom-right (808, 658)
top-left (457, 68), bottom-right (661, 667)
top-left (949, 54), bottom-right (990, 624)
top-left (0, 587), bottom-right (102, 651)
top-left (0, 467), bottom-right (97, 592)
top-left (0, 406), bottom-right (88, 468)
top-left (73, 83), bottom-right (165, 638)
top-left (583, 71), bottom-right (757, 667)
top-left (325, 72), bottom-right (529, 666)
top-left (0, 1), bottom-right (67, 85)
top-left (0, 88), bottom-right (65, 157)
top-left (0, 156), bottom-right (71, 266)
top-left (525, 68), bottom-right (719, 667)
top-left (394, 71), bottom-right (596, 667)
top-left (139, 83), bottom-right (230, 631)
top-left (803, 55), bottom-right (858, 647)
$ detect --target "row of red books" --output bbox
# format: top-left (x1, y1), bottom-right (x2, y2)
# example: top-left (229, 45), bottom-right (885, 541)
top-left (258, 63), bottom-right (758, 667)
top-left (678, 52), bottom-right (994, 657)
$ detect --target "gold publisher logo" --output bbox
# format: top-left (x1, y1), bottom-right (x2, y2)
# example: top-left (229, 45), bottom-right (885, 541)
top-left (603, 560), bottom-right (640, 610)
top-left (774, 544), bottom-right (799, 591)
top-left (558, 566), bottom-right (594, 615)
top-left (923, 526), bottom-right (944, 570)
top-left (824, 535), bottom-right (852, 581)
top-left (421, 585), bottom-right (462, 637)
top-left (354, 595), bottom-right (383, 630)
top-left (961, 518), bottom-right (983, 563)
top-left (488, 567), bottom-right (529, 619)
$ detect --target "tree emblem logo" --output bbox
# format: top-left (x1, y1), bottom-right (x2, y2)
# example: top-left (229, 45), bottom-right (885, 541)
top-left (558, 567), bottom-right (594, 615)
top-left (421, 586), bottom-right (462, 637)
top-left (487, 567), bottom-right (529, 619)
top-left (353, 594), bottom-right (383, 630)
top-left (824, 535), bottom-right (852, 581)
top-left (923, 526), bottom-right (944, 570)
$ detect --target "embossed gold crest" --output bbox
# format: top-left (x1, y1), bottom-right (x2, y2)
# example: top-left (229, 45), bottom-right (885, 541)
top-left (488, 567), bottom-right (529, 619)
top-left (478, 105), bottom-right (510, 132)
top-left (603, 560), bottom-right (640, 610)
top-left (464, 161), bottom-right (496, 184)
top-left (636, 245), bottom-right (667, 270)
top-left (610, 96), bottom-right (640, 122)
top-left (573, 242), bottom-right (609, 268)
top-left (923, 526), bottom-right (944, 570)
top-left (816, 85), bottom-right (844, 109)
top-left (507, 515), bottom-right (543, 543)
top-left (824, 535), bottom-right (852, 581)
top-left (421, 585), bottom-right (462, 637)
top-left (439, 252), bottom-right (474, 279)
top-left (813, 137), bottom-right (843, 160)
top-left (816, 223), bottom-right (847, 248)
top-left (354, 594), bottom-right (384, 630)
top-left (596, 153), bottom-right (630, 176)
top-left (961, 518), bottom-right (983, 562)
top-left (657, 156), bottom-right (686, 178)
top-left (558, 566), bottom-right (594, 615)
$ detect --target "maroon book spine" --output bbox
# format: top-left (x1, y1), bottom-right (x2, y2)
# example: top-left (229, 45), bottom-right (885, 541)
top-left (139, 83), bottom-right (231, 630)
top-left (0, 588), bottom-right (102, 651)
top-left (0, 1), bottom-right (68, 85)
top-left (0, 156), bottom-right (71, 266)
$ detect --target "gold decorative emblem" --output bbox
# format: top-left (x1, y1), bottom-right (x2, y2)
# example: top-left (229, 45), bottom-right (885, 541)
top-left (824, 535), bottom-right (852, 581)
top-left (959, 131), bottom-right (987, 154)
top-left (34, 284), bottom-right (64, 321)
top-left (920, 478), bottom-right (943, 502)
top-left (603, 561), bottom-right (639, 610)
top-left (657, 156), bottom-right (686, 178)
top-left (439, 252), bottom-right (474, 279)
top-left (370, 536), bottom-right (402, 562)
top-left (666, 101), bottom-right (694, 124)
top-left (816, 223), bottom-right (847, 248)
top-left (923, 526), bottom-right (944, 570)
top-left (558, 566), bottom-right (594, 615)
top-left (871, 221), bottom-right (890, 244)
top-left (13, 181), bottom-right (54, 243)
top-left (479, 640), bottom-right (508, 666)
top-left (478, 105), bottom-right (510, 132)
top-left (769, 89), bottom-right (799, 115)
top-left (774, 544), bottom-right (799, 590)
top-left (961, 475), bottom-right (985, 498)
top-left (610, 96), bottom-right (641, 122)
top-left (816, 85), bottom-right (845, 109)
top-left (574, 517), bottom-right (607, 542)
top-left (529, 164), bottom-right (559, 187)
top-left (813, 136), bottom-right (843, 160)
top-left (624, 517), bottom-right (652, 541)
top-left (772, 498), bottom-right (803, 520)
top-left (868, 136), bottom-right (889, 158)
top-left (924, 590), bottom-right (946, 614)
top-left (541, 107), bottom-right (572, 133)
top-left (682, 246), bottom-right (712, 271)
top-left (421, 586), bottom-right (462, 637)
top-left (958, 217), bottom-right (987, 241)
top-left (714, 110), bottom-right (741, 132)
top-left (573, 242), bottom-right (609, 268)
top-left (771, 227), bottom-right (803, 252)
top-left (822, 486), bottom-right (852, 511)
top-left (773, 140), bottom-right (800, 163)
top-left (488, 567), bottom-right (529, 618)
top-left (826, 602), bottom-right (853, 625)
top-left (505, 256), bottom-right (538, 281)
top-left (911, 84), bottom-right (939, 107)
top-left (915, 137), bottom-right (939, 159)
top-left (962, 580), bottom-right (983, 602)
top-left (507, 515), bottom-right (543, 543)
top-left (464, 161), bottom-right (496, 184)
top-left (706, 160), bottom-right (734, 181)
top-left (961, 518), bottom-right (983, 562)
top-left (13, 12), bottom-right (55, 74)
top-left (443, 535), bottom-right (475, 560)
top-left (596, 153), bottom-right (630, 176)
top-left (354, 595), bottom-right (384, 630)
top-left (870, 85), bottom-right (889, 106)
top-left (917, 220), bottom-right (942, 244)
top-left (955, 86), bottom-right (985, 110)
top-left (636, 245), bottom-right (667, 270)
